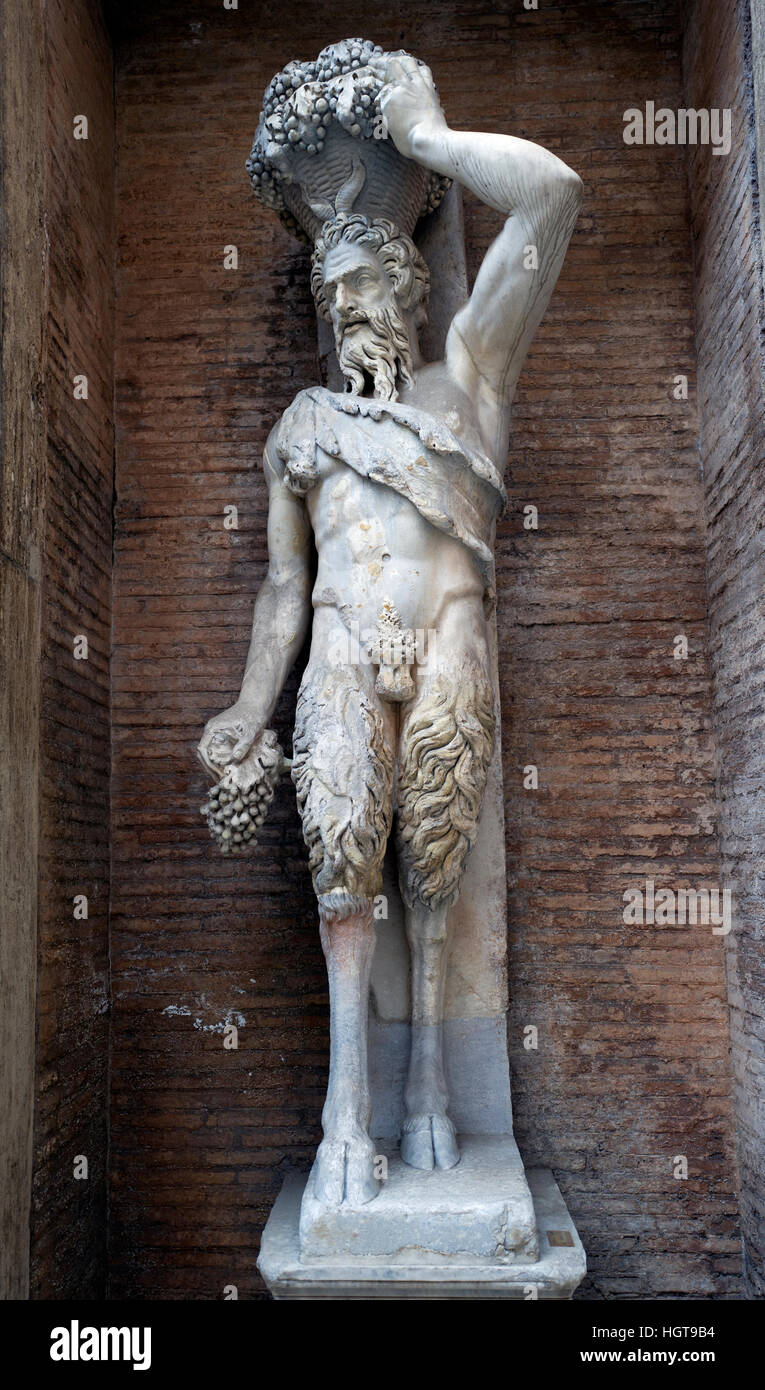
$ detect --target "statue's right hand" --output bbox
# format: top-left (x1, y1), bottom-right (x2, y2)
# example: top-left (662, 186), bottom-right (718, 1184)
top-left (197, 703), bottom-right (261, 779)
top-left (368, 52), bottom-right (447, 161)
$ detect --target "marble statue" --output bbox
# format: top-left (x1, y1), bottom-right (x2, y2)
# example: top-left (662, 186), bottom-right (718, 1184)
top-left (198, 39), bottom-right (582, 1224)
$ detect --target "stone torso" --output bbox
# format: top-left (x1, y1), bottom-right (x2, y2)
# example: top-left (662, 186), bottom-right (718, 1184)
top-left (307, 454), bottom-right (486, 640)
top-left (276, 364), bottom-right (505, 648)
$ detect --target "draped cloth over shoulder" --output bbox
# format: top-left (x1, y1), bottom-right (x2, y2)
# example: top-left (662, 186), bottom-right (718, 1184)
top-left (273, 386), bottom-right (507, 602)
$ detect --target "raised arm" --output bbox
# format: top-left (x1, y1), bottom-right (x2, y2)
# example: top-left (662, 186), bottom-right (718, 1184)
top-left (372, 54), bottom-right (582, 454)
top-left (197, 430), bottom-right (313, 777)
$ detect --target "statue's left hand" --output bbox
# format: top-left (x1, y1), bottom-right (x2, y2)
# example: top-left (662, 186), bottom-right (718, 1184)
top-left (369, 52), bottom-right (448, 161)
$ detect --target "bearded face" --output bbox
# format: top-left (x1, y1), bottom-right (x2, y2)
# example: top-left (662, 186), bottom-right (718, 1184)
top-left (322, 242), bottom-right (415, 402)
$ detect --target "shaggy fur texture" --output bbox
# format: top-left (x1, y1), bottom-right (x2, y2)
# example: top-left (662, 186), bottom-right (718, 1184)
top-left (292, 663), bottom-right (394, 919)
top-left (396, 668), bottom-right (496, 909)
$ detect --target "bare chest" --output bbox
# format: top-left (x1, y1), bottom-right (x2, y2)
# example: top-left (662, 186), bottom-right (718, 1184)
top-left (305, 454), bottom-right (483, 633)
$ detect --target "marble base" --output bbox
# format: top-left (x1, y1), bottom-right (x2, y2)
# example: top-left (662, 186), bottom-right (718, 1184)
top-left (299, 1134), bottom-right (538, 1262)
top-left (259, 1140), bottom-right (586, 1300)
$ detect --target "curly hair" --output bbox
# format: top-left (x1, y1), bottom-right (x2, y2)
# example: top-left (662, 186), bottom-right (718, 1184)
top-left (396, 668), bottom-right (496, 909)
top-left (310, 214), bottom-right (430, 322)
top-left (291, 662), bottom-right (394, 919)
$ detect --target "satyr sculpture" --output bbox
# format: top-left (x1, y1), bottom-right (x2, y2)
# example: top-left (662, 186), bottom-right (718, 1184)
top-left (198, 38), bottom-right (582, 1218)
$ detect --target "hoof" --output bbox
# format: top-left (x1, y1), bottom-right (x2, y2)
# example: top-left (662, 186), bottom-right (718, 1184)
top-left (400, 1114), bottom-right (460, 1171)
top-left (312, 1134), bottom-right (379, 1207)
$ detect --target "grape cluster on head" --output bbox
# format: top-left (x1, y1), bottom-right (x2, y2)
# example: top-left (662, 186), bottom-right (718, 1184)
top-left (246, 37), bottom-right (450, 230)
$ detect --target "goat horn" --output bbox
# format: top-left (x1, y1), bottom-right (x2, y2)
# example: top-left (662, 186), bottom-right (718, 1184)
top-left (334, 156), bottom-right (366, 214)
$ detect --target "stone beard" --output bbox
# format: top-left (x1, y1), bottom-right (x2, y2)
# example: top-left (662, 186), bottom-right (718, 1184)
top-left (310, 208), bottom-right (430, 403)
top-left (334, 299), bottom-right (415, 401)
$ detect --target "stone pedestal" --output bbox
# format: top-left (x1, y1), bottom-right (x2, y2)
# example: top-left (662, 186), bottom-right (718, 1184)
top-left (300, 1135), bottom-right (538, 1262)
top-left (258, 1138), bottom-right (586, 1300)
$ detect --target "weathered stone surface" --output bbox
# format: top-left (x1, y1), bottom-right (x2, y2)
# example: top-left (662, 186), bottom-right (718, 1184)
top-left (299, 1135), bottom-right (538, 1264)
top-left (369, 1013), bottom-right (514, 1138)
top-left (260, 1163), bottom-right (584, 1298)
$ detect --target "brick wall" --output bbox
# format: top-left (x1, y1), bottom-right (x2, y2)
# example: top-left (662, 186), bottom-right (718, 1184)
top-left (0, 0), bottom-right (47, 1299)
top-left (684, 0), bottom-right (765, 1297)
top-left (30, 0), bottom-right (114, 1299)
top-left (108, 0), bottom-right (743, 1298)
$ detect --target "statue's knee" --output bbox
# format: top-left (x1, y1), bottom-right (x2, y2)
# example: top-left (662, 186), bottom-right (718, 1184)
top-left (317, 893), bottom-right (376, 975)
top-left (317, 889), bottom-right (375, 925)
